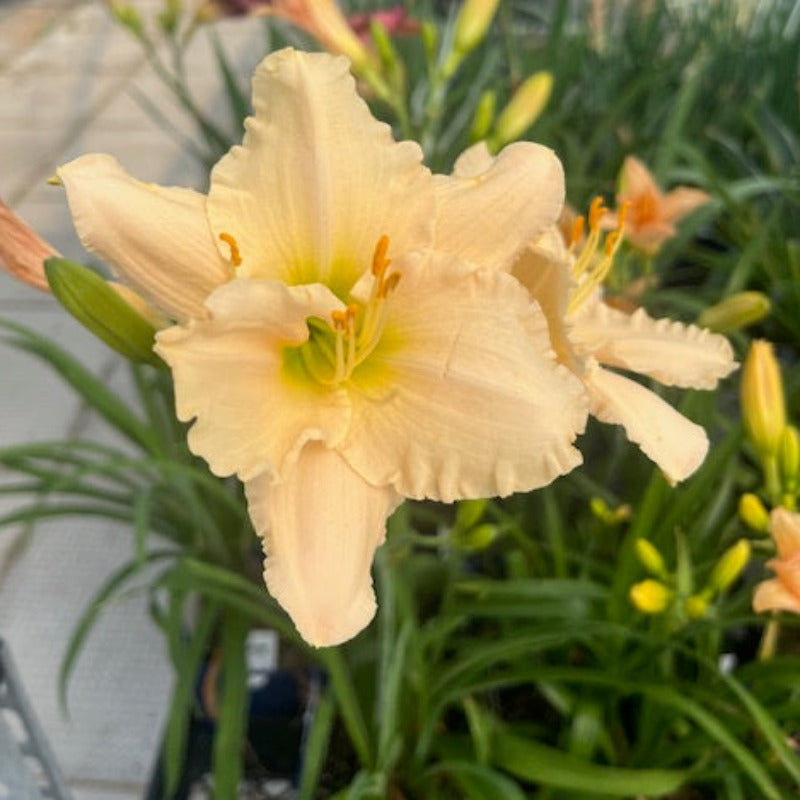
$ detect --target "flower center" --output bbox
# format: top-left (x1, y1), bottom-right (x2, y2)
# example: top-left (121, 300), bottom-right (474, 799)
top-left (296, 235), bottom-right (400, 387)
top-left (566, 197), bottom-right (628, 315)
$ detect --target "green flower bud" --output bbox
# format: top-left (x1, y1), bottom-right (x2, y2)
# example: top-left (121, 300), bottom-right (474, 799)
top-left (738, 493), bottom-right (770, 533)
top-left (455, 498), bottom-right (488, 530)
top-left (697, 291), bottom-right (770, 333)
top-left (492, 71), bottom-right (554, 147)
top-left (109, 1), bottom-right (145, 38)
top-left (779, 425), bottom-right (800, 494)
top-left (453, 523), bottom-right (500, 553)
top-left (709, 539), bottom-right (751, 593)
top-left (454, 0), bottom-right (501, 56)
top-left (45, 257), bottom-right (161, 366)
top-left (684, 593), bottom-right (710, 619)
top-left (469, 90), bottom-right (496, 143)
top-left (741, 340), bottom-right (786, 458)
top-left (634, 538), bottom-right (667, 578)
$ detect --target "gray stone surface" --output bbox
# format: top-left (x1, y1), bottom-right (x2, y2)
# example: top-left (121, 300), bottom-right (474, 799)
top-left (0, 2), bottom-right (271, 796)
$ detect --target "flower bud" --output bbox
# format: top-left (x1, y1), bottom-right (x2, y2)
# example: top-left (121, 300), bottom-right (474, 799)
top-left (455, 498), bottom-right (488, 530)
top-left (454, 0), bottom-right (501, 56)
top-left (780, 425), bottom-right (800, 494)
top-left (709, 539), bottom-right (751, 593)
top-left (492, 71), bottom-right (554, 147)
top-left (741, 340), bottom-right (786, 457)
top-left (629, 580), bottom-right (672, 614)
top-left (109, 1), bottom-right (145, 38)
top-left (684, 593), bottom-right (710, 619)
top-left (634, 538), bottom-right (667, 578)
top-left (738, 493), bottom-right (770, 533)
top-left (45, 257), bottom-right (161, 366)
top-left (697, 291), bottom-right (771, 333)
top-left (469, 90), bottom-right (496, 143)
top-left (452, 523), bottom-right (500, 553)
top-left (590, 497), bottom-right (631, 525)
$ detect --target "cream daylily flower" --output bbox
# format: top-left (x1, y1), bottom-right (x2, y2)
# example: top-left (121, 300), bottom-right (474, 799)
top-left (606, 156), bottom-right (712, 255)
top-left (753, 507), bottom-right (800, 615)
top-left (449, 144), bottom-right (735, 484)
top-left (56, 49), bottom-right (587, 647)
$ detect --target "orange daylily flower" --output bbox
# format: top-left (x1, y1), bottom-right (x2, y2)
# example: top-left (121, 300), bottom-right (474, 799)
top-left (0, 198), bottom-right (55, 292)
top-left (606, 156), bottom-right (711, 255)
top-left (753, 507), bottom-right (800, 615)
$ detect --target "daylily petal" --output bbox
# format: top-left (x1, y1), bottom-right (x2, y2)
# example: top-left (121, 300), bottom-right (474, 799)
top-left (618, 155), bottom-right (661, 201)
top-left (769, 508), bottom-right (800, 560)
top-left (771, 558), bottom-right (800, 597)
top-left (57, 154), bottom-right (231, 322)
top-left (245, 443), bottom-right (402, 646)
top-left (661, 186), bottom-right (711, 223)
top-left (753, 577), bottom-right (800, 614)
top-left (584, 362), bottom-right (708, 484)
top-left (208, 48), bottom-right (433, 298)
top-left (434, 141), bottom-right (565, 271)
top-left (0, 198), bottom-right (55, 291)
top-left (570, 298), bottom-right (737, 389)
top-left (511, 227), bottom-right (575, 367)
top-left (341, 252), bottom-right (587, 502)
top-left (155, 278), bottom-right (350, 481)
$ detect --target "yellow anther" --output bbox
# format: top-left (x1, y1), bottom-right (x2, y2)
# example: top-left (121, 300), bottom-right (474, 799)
top-left (604, 231), bottom-right (621, 256)
top-left (372, 234), bottom-right (391, 278)
top-left (331, 309), bottom-right (349, 330)
top-left (588, 196), bottom-right (606, 231)
top-left (219, 232), bottom-right (242, 267)
top-left (569, 216), bottom-right (585, 251)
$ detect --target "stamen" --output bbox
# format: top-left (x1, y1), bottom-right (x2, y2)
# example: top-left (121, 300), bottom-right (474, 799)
top-left (379, 271), bottom-right (402, 298)
top-left (588, 196), bottom-right (607, 232)
top-left (372, 234), bottom-right (391, 278)
top-left (567, 197), bottom-right (627, 314)
top-left (219, 232), bottom-right (242, 267)
top-left (568, 216), bottom-right (585, 252)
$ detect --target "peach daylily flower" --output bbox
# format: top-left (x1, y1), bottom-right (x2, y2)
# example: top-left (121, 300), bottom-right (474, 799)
top-left (609, 156), bottom-right (711, 255)
top-left (447, 144), bottom-right (736, 484)
top-left (57, 49), bottom-right (587, 646)
top-left (200, 0), bottom-right (371, 70)
top-left (753, 507), bottom-right (800, 614)
top-left (0, 199), bottom-right (56, 292)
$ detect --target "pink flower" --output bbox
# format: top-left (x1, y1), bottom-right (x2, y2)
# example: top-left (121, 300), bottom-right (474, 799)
top-left (348, 6), bottom-right (420, 41)
top-left (753, 507), bottom-right (800, 614)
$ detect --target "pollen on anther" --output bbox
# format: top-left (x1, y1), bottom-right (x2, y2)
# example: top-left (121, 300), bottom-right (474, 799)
top-left (569, 216), bottom-right (586, 250)
top-left (219, 232), bottom-right (242, 266)
top-left (372, 234), bottom-right (391, 277)
top-left (379, 272), bottom-right (401, 298)
top-left (588, 197), bottom-right (606, 232)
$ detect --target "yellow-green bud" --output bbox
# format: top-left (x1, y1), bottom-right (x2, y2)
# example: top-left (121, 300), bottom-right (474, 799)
top-left (590, 497), bottom-right (631, 526)
top-left (109, 1), bottom-right (145, 38)
top-left (634, 538), bottom-right (667, 578)
top-left (492, 71), bottom-right (554, 147)
top-left (453, 523), bottom-right (500, 553)
top-left (684, 593), bottom-right (710, 619)
top-left (455, 498), bottom-right (488, 530)
top-left (158, 0), bottom-right (181, 35)
top-left (738, 493), bottom-right (770, 533)
top-left (629, 580), bottom-right (672, 614)
top-left (454, 0), bottom-right (501, 55)
top-left (709, 539), bottom-right (751, 593)
top-left (44, 257), bottom-right (161, 366)
top-left (469, 90), bottom-right (496, 143)
top-left (697, 291), bottom-right (771, 333)
top-left (779, 425), bottom-right (800, 494)
top-left (741, 340), bottom-right (786, 457)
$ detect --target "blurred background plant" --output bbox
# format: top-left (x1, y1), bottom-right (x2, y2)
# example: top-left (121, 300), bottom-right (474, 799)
top-left (2, 0), bottom-right (800, 797)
